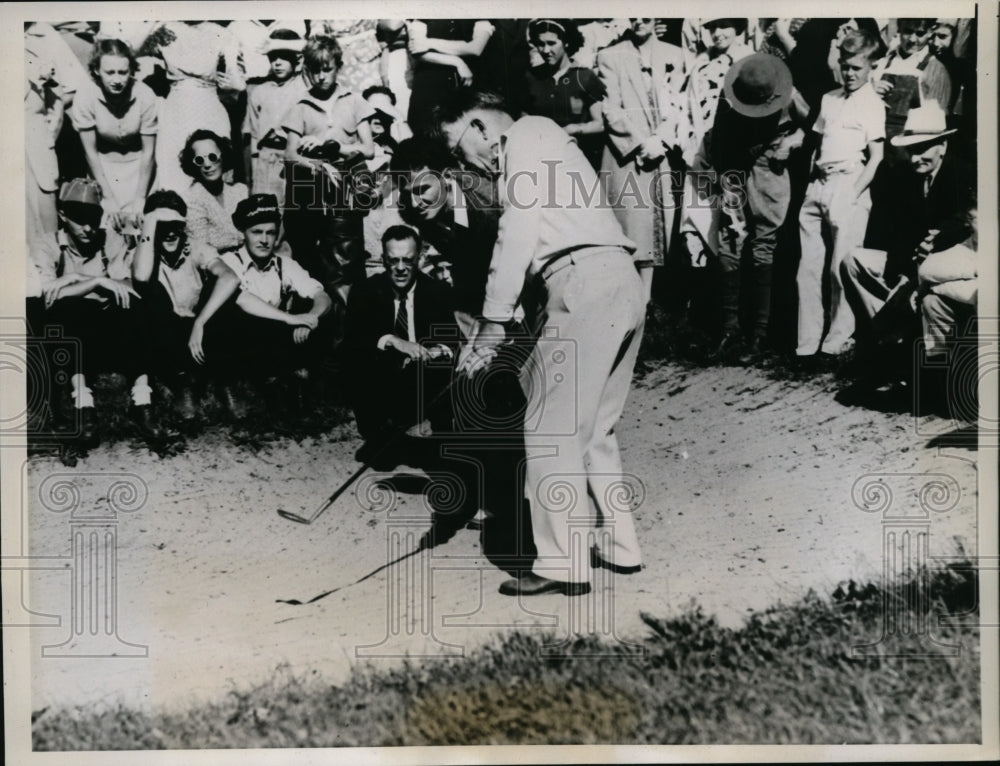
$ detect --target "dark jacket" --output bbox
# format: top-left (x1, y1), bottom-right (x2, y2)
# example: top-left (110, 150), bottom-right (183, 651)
top-left (867, 150), bottom-right (975, 285)
top-left (345, 270), bottom-right (459, 357)
top-left (419, 195), bottom-right (499, 315)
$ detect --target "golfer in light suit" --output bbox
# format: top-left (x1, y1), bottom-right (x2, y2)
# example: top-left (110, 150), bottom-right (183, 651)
top-left (439, 90), bottom-right (646, 596)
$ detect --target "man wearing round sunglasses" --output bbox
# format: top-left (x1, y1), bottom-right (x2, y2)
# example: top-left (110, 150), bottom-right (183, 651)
top-left (131, 190), bottom-right (242, 425)
top-left (31, 178), bottom-right (157, 448)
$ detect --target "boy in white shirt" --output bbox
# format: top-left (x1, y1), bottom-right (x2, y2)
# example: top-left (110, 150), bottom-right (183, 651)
top-left (796, 30), bottom-right (886, 359)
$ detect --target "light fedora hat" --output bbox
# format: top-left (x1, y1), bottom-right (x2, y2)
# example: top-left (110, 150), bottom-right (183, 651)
top-left (890, 103), bottom-right (957, 147)
top-left (723, 53), bottom-right (793, 118)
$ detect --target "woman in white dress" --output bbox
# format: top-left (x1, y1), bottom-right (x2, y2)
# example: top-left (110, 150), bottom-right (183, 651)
top-left (71, 38), bottom-right (157, 226)
top-left (144, 21), bottom-right (244, 192)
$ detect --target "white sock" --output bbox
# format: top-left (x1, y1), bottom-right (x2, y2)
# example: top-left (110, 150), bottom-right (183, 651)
top-left (131, 375), bottom-right (152, 406)
top-left (71, 374), bottom-right (94, 409)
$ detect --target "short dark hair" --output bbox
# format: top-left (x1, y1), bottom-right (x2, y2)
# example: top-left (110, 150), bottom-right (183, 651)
top-left (381, 224), bottom-right (422, 255)
top-left (89, 37), bottom-right (138, 86)
top-left (527, 18), bottom-right (585, 57)
top-left (363, 84), bottom-right (396, 104)
top-left (143, 189), bottom-right (188, 217)
top-left (303, 34), bottom-right (342, 72)
top-left (179, 129), bottom-right (235, 180)
top-left (390, 136), bottom-right (456, 175)
top-left (898, 18), bottom-right (934, 35)
top-left (433, 88), bottom-right (513, 134)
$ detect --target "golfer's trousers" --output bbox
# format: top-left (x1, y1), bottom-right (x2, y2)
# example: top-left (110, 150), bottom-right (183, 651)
top-left (522, 248), bottom-right (646, 584)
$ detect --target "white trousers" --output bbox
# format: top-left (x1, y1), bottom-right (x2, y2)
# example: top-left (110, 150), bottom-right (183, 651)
top-left (522, 249), bottom-right (646, 584)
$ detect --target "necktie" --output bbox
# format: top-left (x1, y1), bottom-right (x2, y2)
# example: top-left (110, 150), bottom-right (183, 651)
top-left (394, 296), bottom-right (408, 341)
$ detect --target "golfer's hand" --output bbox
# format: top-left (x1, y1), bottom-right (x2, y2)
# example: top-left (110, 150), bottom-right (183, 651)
top-left (293, 326), bottom-right (312, 344)
top-left (457, 320), bottom-right (505, 377)
top-left (427, 344), bottom-right (454, 360)
top-left (99, 277), bottom-right (139, 309)
top-left (188, 321), bottom-right (206, 364)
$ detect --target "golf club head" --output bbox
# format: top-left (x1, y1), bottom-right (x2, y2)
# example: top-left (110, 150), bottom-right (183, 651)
top-left (277, 508), bottom-right (312, 524)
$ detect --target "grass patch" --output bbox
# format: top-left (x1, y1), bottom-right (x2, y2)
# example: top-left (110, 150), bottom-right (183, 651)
top-left (32, 562), bottom-right (980, 749)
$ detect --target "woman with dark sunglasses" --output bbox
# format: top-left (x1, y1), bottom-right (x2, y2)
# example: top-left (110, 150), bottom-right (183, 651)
top-left (179, 129), bottom-right (248, 253)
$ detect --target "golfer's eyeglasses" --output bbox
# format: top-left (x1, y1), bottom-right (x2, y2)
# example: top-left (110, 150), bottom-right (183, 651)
top-left (193, 152), bottom-right (221, 167)
top-left (448, 119), bottom-right (476, 159)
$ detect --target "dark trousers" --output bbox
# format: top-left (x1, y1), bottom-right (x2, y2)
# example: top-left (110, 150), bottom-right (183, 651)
top-left (44, 296), bottom-right (150, 379)
top-left (134, 280), bottom-right (198, 376)
top-left (209, 308), bottom-right (330, 381)
top-left (451, 339), bottom-right (537, 567)
top-left (350, 349), bottom-right (454, 442)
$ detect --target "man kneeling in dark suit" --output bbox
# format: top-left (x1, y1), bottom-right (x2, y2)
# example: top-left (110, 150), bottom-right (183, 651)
top-left (345, 225), bottom-right (459, 469)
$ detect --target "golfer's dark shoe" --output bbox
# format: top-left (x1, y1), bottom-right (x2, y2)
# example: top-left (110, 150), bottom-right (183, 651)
top-left (498, 572), bottom-right (591, 597)
top-left (590, 546), bottom-right (643, 575)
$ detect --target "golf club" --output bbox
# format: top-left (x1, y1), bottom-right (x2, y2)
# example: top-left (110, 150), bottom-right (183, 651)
top-left (277, 462), bottom-right (370, 524)
top-left (276, 366), bottom-right (469, 525)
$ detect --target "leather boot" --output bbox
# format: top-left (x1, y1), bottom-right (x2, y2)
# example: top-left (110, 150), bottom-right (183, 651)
top-left (217, 380), bottom-right (246, 421)
top-left (174, 372), bottom-right (198, 424)
top-left (716, 270), bottom-right (744, 359)
top-left (752, 263), bottom-right (773, 349)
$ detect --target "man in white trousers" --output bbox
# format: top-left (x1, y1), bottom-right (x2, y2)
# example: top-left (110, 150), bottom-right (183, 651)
top-left (439, 90), bottom-right (646, 596)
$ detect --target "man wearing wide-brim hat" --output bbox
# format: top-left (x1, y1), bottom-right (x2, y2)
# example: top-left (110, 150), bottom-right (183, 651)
top-left (841, 102), bottom-right (975, 355)
top-left (680, 52), bottom-right (808, 360)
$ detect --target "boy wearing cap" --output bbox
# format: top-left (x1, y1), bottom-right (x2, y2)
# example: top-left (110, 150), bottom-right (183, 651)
top-left (795, 29), bottom-right (885, 359)
top-left (32, 178), bottom-right (156, 445)
top-left (243, 29), bottom-right (308, 202)
top-left (220, 194), bottom-right (333, 410)
top-left (131, 190), bottom-right (241, 423)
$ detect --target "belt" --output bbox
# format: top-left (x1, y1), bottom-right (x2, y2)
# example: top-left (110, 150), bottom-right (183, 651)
top-left (537, 246), bottom-right (628, 283)
top-left (813, 160), bottom-right (861, 181)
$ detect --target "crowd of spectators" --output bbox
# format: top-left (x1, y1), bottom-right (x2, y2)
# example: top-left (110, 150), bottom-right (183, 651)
top-left (24, 17), bottom-right (979, 451)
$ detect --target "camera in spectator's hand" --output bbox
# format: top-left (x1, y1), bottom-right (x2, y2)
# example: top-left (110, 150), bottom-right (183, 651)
top-left (299, 139), bottom-right (342, 162)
